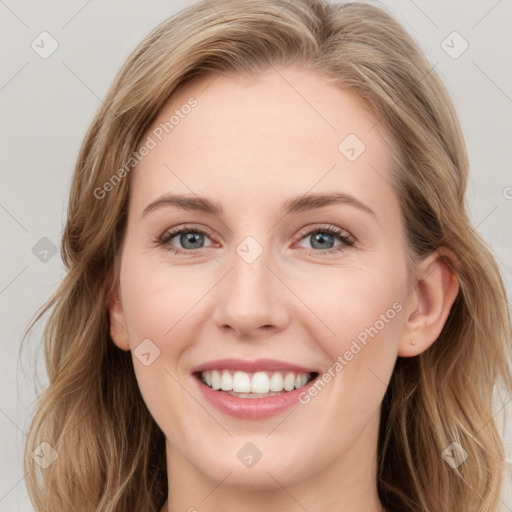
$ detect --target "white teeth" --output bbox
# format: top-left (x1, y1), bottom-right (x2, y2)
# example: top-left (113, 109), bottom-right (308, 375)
top-left (232, 371), bottom-right (251, 393)
top-left (200, 369), bottom-right (313, 394)
top-left (251, 372), bottom-right (270, 393)
top-left (220, 371), bottom-right (232, 391)
top-left (269, 372), bottom-right (283, 392)
top-left (283, 372), bottom-right (295, 391)
top-left (211, 370), bottom-right (221, 390)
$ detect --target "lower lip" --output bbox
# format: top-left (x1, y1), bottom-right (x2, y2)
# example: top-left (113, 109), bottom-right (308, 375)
top-left (193, 375), bottom-right (317, 419)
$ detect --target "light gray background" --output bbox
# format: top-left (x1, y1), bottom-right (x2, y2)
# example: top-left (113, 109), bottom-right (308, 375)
top-left (1, 0), bottom-right (511, 510)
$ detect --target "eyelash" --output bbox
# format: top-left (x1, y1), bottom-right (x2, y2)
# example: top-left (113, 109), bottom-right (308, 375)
top-left (155, 224), bottom-right (355, 256)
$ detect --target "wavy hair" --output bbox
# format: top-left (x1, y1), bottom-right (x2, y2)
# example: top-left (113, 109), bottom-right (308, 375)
top-left (22, 1), bottom-right (512, 510)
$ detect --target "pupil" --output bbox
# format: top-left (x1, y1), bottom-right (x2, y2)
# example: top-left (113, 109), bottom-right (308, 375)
top-left (312, 233), bottom-right (333, 249)
top-left (182, 232), bottom-right (203, 249)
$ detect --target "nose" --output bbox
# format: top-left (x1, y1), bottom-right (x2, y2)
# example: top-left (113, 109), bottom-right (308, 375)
top-left (211, 242), bottom-right (291, 340)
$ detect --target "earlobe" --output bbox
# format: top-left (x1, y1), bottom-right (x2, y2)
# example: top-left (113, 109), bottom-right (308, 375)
top-left (108, 287), bottom-right (131, 351)
top-left (398, 250), bottom-right (459, 357)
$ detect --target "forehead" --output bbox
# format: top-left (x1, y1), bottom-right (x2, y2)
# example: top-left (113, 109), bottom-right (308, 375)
top-left (131, 66), bottom-right (398, 218)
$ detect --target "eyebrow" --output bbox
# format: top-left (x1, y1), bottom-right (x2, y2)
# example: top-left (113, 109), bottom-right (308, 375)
top-left (142, 192), bottom-right (376, 218)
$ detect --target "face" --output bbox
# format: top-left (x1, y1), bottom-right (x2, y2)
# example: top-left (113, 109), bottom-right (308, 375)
top-left (110, 66), bottom-right (414, 491)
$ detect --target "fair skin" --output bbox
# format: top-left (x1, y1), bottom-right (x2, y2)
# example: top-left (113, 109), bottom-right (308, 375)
top-left (109, 66), bottom-right (458, 512)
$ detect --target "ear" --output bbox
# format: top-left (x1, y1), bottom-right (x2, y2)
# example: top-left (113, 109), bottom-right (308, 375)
top-left (398, 250), bottom-right (459, 357)
top-left (108, 285), bottom-right (131, 351)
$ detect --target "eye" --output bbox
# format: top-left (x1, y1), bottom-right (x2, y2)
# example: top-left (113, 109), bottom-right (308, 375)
top-left (157, 225), bottom-right (215, 254)
top-left (295, 225), bottom-right (355, 254)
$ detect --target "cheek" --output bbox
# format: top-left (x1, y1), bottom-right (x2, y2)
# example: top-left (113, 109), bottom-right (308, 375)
top-left (117, 248), bottom-right (220, 407)
top-left (118, 254), bottom-right (202, 434)
top-left (305, 264), bottom-right (407, 358)
top-left (297, 261), bottom-right (407, 422)
top-left (119, 251), bottom-right (199, 350)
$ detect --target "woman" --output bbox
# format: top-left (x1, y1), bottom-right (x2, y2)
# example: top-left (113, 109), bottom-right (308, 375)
top-left (23, 0), bottom-right (511, 511)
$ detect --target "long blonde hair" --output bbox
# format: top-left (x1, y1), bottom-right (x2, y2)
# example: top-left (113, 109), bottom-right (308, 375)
top-left (22, 1), bottom-right (512, 510)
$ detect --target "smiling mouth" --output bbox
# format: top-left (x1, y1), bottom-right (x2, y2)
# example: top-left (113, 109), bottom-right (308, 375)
top-left (194, 369), bottom-right (318, 399)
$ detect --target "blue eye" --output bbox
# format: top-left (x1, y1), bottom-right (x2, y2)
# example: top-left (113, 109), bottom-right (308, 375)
top-left (157, 224), bottom-right (354, 255)
top-left (158, 226), bottom-right (215, 253)
top-left (296, 226), bottom-right (354, 253)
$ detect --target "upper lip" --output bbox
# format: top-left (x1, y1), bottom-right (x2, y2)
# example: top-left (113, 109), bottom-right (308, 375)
top-left (191, 358), bottom-right (318, 374)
